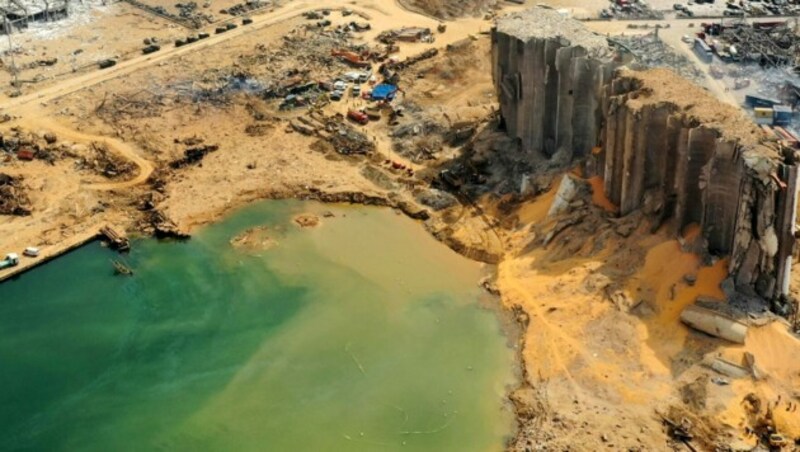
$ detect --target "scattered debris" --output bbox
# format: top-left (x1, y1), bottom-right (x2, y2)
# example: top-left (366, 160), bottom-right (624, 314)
top-left (611, 32), bottom-right (705, 86)
top-left (100, 226), bottom-right (131, 252)
top-left (146, 210), bottom-right (190, 239)
top-left (377, 27), bottom-right (434, 44)
top-left (293, 213), bottom-right (320, 228)
top-left (76, 142), bottom-right (137, 179)
top-left (0, 173), bottom-right (31, 216)
top-left (169, 144), bottom-right (220, 169)
top-left (111, 259), bottom-right (133, 276)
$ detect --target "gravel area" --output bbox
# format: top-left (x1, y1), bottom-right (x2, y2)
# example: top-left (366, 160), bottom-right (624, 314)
top-left (496, 7), bottom-right (609, 54)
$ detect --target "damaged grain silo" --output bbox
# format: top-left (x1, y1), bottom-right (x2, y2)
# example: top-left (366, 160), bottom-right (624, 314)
top-left (492, 7), bottom-right (800, 301)
top-left (491, 7), bottom-right (616, 160)
top-left (598, 69), bottom-right (798, 299)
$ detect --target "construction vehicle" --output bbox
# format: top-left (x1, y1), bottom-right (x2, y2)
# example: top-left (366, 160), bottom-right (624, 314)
top-left (365, 106), bottom-right (382, 121)
top-left (142, 45), bottom-right (161, 55)
top-left (98, 59), bottom-right (117, 69)
top-left (347, 110), bottom-right (369, 125)
top-left (0, 253), bottom-right (19, 270)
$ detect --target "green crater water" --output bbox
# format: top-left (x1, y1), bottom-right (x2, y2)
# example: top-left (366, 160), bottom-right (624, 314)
top-left (0, 201), bottom-right (515, 451)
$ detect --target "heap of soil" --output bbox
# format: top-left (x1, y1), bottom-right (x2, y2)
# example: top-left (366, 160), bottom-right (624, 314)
top-left (293, 213), bottom-right (320, 228)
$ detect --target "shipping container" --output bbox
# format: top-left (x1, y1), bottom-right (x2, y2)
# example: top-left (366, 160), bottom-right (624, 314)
top-left (773, 105), bottom-right (793, 126)
top-left (754, 107), bottom-right (774, 125)
top-left (693, 38), bottom-right (713, 63)
top-left (745, 95), bottom-right (781, 109)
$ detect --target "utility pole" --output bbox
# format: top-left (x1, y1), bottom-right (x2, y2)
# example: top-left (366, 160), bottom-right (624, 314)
top-left (2, 16), bottom-right (19, 94)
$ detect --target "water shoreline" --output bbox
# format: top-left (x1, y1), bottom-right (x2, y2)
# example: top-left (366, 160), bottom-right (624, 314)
top-left (0, 196), bottom-right (523, 450)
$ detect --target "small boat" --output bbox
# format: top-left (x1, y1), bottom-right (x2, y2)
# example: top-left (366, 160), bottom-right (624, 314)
top-left (111, 259), bottom-right (133, 276)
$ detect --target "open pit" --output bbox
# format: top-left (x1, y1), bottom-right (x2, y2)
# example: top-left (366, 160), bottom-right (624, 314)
top-left (4, 0), bottom-right (800, 450)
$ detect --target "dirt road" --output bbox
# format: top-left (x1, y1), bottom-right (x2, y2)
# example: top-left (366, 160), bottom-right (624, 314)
top-left (2, 0), bottom-right (504, 194)
top-left (17, 115), bottom-right (156, 190)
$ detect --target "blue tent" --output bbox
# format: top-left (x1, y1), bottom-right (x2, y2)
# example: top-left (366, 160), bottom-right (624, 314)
top-left (371, 84), bottom-right (398, 101)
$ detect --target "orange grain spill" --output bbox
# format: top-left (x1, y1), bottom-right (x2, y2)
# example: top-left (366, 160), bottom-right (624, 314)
top-left (587, 176), bottom-right (618, 213)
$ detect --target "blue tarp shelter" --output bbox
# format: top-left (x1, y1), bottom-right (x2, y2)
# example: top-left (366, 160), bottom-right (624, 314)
top-left (371, 84), bottom-right (398, 101)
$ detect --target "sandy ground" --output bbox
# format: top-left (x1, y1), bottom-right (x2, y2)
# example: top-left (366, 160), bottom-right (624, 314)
top-left (3, 0), bottom-right (800, 450)
top-left (499, 178), bottom-right (800, 450)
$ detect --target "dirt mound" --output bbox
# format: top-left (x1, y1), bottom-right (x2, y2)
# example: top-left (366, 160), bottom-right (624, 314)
top-left (0, 173), bottom-right (31, 216)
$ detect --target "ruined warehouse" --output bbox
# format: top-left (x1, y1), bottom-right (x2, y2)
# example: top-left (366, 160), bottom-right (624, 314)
top-left (492, 7), bottom-right (800, 300)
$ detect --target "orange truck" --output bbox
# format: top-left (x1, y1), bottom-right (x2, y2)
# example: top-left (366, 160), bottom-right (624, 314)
top-left (347, 110), bottom-right (369, 125)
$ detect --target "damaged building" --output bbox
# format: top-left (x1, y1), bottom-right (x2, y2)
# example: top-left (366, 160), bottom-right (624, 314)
top-left (1, 0), bottom-right (70, 33)
top-left (492, 8), bottom-right (616, 160)
top-left (492, 7), bottom-right (800, 300)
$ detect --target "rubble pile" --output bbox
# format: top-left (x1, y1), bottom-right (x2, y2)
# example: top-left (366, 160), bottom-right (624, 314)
top-left (175, 1), bottom-right (213, 25)
top-left (288, 112), bottom-right (375, 155)
top-left (169, 143), bottom-right (220, 168)
top-left (384, 48), bottom-right (439, 73)
top-left (123, 0), bottom-right (214, 28)
top-left (390, 109), bottom-right (447, 162)
top-left (76, 142), bottom-right (137, 179)
top-left (611, 32), bottom-right (706, 86)
top-left (376, 27), bottom-right (434, 45)
top-left (321, 116), bottom-right (375, 155)
top-left (599, 0), bottom-right (663, 20)
top-left (406, 38), bottom-right (479, 81)
top-left (221, 0), bottom-right (266, 16)
top-left (135, 23), bottom-right (384, 116)
top-left (226, 25), bottom-right (381, 103)
top-left (95, 91), bottom-right (167, 121)
top-left (174, 71), bottom-right (262, 106)
top-left (327, 127), bottom-right (374, 155)
top-left (0, 128), bottom-right (68, 164)
top-left (396, 0), bottom-right (498, 19)
top-left (708, 21), bottom-right (798, 68)
top-left (143, 210), bottom-right (190, 239)
top-left (0, 173), bottom-right (31, 216)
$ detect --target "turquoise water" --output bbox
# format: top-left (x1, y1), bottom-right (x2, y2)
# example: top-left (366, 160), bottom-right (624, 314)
top-left (0, 201), bottom-right (515, 451)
